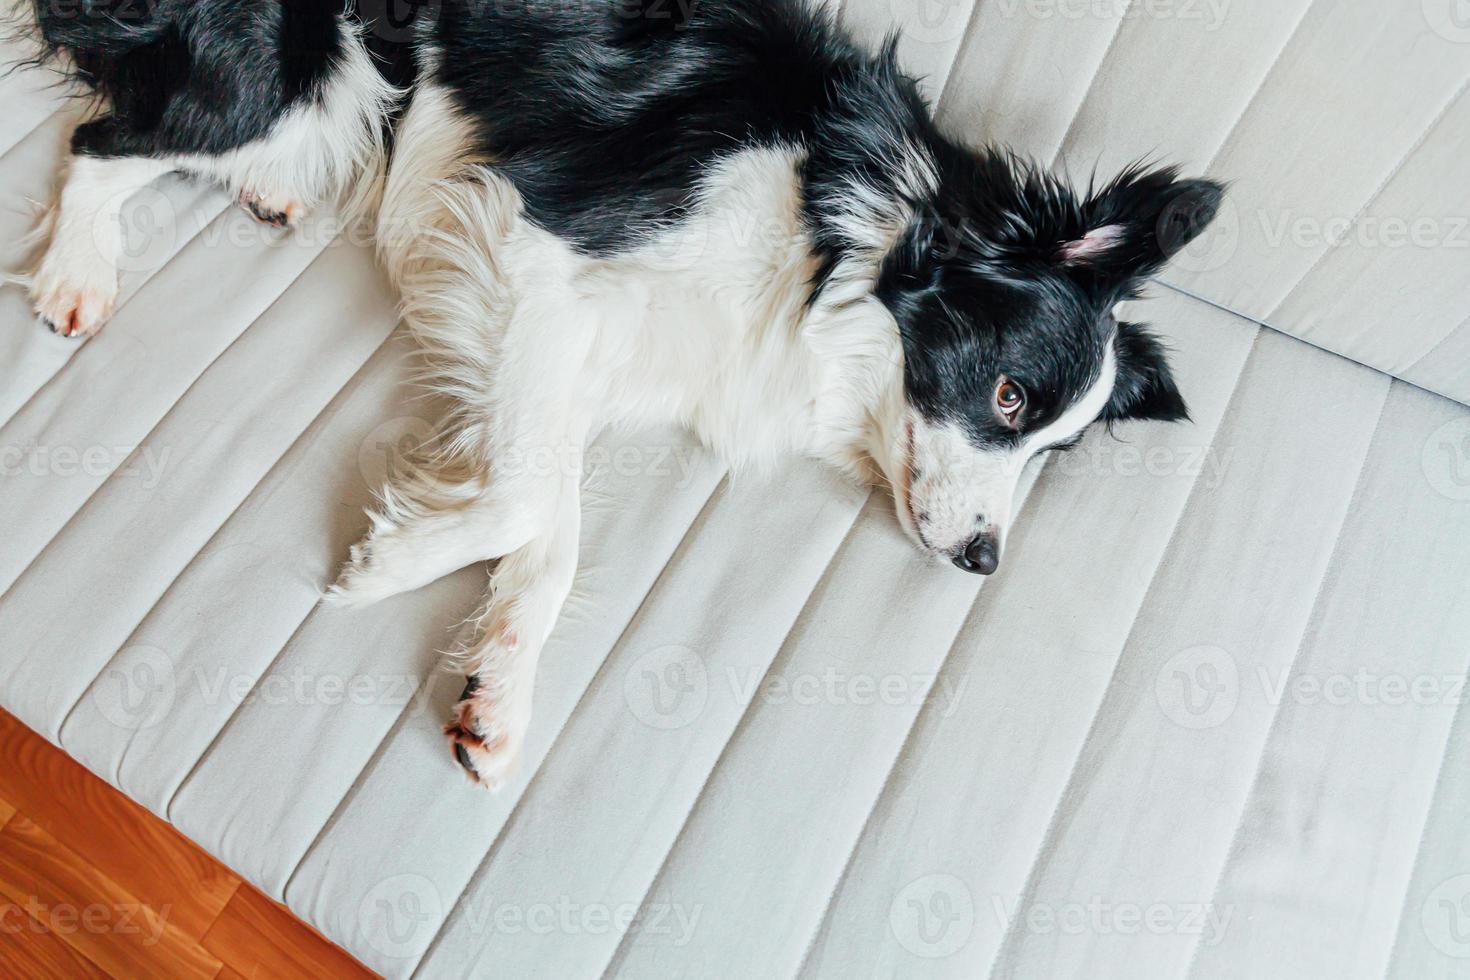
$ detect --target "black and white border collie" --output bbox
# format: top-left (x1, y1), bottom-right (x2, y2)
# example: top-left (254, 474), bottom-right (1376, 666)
top-left (16, 0), bottom-right (1222, 785)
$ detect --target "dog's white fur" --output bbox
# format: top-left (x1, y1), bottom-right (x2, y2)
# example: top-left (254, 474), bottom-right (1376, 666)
top-left (29, 153), bottom-right (172, 335)
top-left (328, 85), bottom-right (1117, 785)
top-left (27, 17), bottom-right (395, 336)
top-left (902, 347), bottom-right (1115, 555)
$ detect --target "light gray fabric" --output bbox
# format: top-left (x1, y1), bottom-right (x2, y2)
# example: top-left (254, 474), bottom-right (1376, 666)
top-left (2, 11), bottom-right (1470, 980)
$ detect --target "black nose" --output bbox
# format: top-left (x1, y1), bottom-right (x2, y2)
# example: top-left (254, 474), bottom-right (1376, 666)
top-left (952, 532), bottom-right (1001, 575)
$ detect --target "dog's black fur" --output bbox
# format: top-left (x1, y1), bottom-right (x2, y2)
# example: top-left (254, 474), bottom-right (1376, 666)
top-left (881, 158), bottom-right (1218, 438)
top-left (23, 0), bottom-right (1220, 441)
top-left (424, 0), bottom-right (1220, 439)
top-left (24, 0), bottom-right (404, 156)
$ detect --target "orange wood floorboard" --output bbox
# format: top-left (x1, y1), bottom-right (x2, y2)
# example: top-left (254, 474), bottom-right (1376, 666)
top-left (0, 710), bottom-right (239, 943)
top-left (0, 707), bottom-right (380, 979)
top-left (202, 882), bottom-right (378, 980)
top-left (0, 814), bottom-right (223, 978)
top-left (0, 901), bottom-right (112, 979)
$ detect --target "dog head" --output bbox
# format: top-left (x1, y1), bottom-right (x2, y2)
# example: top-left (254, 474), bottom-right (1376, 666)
top-left (868, 157), bottom-right (1223, 574)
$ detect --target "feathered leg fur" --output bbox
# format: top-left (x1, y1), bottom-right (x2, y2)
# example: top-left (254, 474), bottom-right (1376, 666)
top-left (332, 85), bottom-right (595, 787)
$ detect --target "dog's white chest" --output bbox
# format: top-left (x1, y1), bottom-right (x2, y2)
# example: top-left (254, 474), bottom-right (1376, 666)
top-left (578, 146), bottom-right (845, 466)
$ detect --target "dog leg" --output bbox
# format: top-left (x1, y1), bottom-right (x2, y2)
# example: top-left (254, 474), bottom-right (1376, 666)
top-left (334, 406), bottom-right (586, 789)
top-left (439, 355), bottom-right (593, 789)
top-left (329, 464), bottom-right (541, 607)
top-left (347, 80), bottom-right (596, 785)
top-left (30, 128), bottom-right (170, 337)
top-left (445, 467), bottom-right (582, 789)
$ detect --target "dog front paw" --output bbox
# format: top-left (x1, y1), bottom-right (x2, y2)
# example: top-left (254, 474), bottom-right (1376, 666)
top-left (31, 254), bottom-right (119, 339)
top-left (444, 674), bottom-right (529, 790)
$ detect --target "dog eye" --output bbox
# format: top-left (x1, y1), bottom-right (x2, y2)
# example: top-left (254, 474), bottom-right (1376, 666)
top-left (995, 376), bottom-right (1026, 423)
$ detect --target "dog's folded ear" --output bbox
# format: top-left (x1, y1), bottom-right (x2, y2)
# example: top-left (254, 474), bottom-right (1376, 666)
top-left (875, 212), bottom-right (945, 319)
top-left (1060, 167), bottom-right (1225, 282)
top-left (1104, 321), bottom-right (1189, 424)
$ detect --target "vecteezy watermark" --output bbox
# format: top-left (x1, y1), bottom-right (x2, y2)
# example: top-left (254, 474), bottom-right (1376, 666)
top-left (1255, 668), bottom-right (1466, 708)
top-left (110, 185), bottom-right (180, 274)
top-left (623, 648), bottom-right (972, 729)
top-left (1156, 645), bottom-right (1466, 730)
top-left (992, 0), bottom-right (1232, 31)
top-left (91, 645), bottom-right (178, 732)
top-left (356, 873), bottom-right (701, 960)
top-left (357, 416), bottom-right (436, 491)
top-left (359, 874), bottom-right (445, 960)
top-left (991, 895), bottom-right (1234, 947)
top-left (503, 442), bottom-right (706, 487)
top-left (890, 874), bottom-right (975, 958)
top-left (456, 897), bottom-right (702, 946)
top-left (1166, 195), bottom-right (1240, 275)
top-left (725, 666), bottom-right (970, 718)
top-left (624, 645), bottom-right (709, 730)
top-left (1423, 0), bottom-right (1470, 44)
top-left (0, 442), bottom-right (171, 487)
top-left (1155, 645), bottom-right (1239, 730)
top-left (355, 0), bottom-right (444, 43)
top-left (356, 418), bottom-right (707, 492)
top-left (189, 666), bottom-right (426, 710)
top-left (1258, 211), bottom-right (1470, 252)
top-left (91, 646), bottom-right (443, 732)
top-left (888, 0), bottom-right (973, 47)
top-left (30, 0), bottom-right (164, 29)
top-left (1422, 416), bottom-right (1470, 502)
top-left (1168, 198), bottom-right (1470, 276)
top-left (1422, 874), bottom-right (1470, 958)
top-left (377, 193), bottom-right (810, 273)
top-left (899, 428), bottom-right (1235, 491)
top-left (1049, 441), bottom-right (1235, 490)
top-left (0, 896), bottom-right (170, 947)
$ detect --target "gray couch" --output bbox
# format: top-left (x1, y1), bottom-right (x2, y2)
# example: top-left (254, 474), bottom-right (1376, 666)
top-left (2, 1), bottom-right (1468, 977)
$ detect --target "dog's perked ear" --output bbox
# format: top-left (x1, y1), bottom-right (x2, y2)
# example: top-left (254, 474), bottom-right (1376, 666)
top-left (1059, 167), bottom-right (1225, 282)
top-left (1103, 321), bottom-right (1189, 424)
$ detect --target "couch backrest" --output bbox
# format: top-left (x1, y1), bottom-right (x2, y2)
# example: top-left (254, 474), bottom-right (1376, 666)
top-left (835, 0), bottom-right (1470, 405)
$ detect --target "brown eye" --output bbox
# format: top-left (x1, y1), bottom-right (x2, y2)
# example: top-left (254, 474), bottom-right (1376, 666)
top-left (995, 376), bottom-right (1026, 421)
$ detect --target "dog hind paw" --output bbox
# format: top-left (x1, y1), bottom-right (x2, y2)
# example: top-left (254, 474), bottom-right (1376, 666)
top-left (238, 189), bottom-right (306, 228)
top-left (444, 676), bottom-right (526, 790)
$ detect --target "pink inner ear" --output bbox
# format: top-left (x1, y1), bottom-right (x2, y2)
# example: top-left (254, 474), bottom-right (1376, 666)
top-left (1060, 224), bottom-right (1126, 263)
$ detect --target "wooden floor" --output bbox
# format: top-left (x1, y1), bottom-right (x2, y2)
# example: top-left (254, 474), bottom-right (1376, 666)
top-left (0, 708), bottom-right (379, 979)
